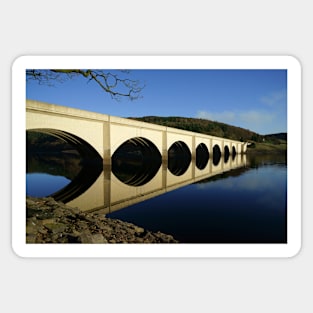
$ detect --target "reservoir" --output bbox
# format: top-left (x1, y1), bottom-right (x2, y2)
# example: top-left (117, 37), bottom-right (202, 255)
top-left (26, 139), bottom-right (287, 244)
top-left (108, 154), bottom-right (287, 243)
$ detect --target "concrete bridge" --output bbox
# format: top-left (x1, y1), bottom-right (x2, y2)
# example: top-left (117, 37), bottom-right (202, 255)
top-left (26, 99), bottom-right (248, 211)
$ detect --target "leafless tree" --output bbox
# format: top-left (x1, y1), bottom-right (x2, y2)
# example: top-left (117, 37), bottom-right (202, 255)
top-left (26, 69), bottom-right (144, 101)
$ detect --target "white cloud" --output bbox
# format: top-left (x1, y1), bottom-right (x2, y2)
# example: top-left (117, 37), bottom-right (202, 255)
top-left (196, 109), bottom-right (275, 134)
top-left (195, 90), bottom-right (287, 134)
top-left (197, 110), bottom-right (236, 124)
top-left (239, 110), bottom-right (274, 126)
top-left (260, 90), bottom-right (286, 106)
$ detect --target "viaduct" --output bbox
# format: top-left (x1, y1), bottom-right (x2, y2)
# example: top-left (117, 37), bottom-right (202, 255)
top-left (26, 100), bottom-right (248, 212)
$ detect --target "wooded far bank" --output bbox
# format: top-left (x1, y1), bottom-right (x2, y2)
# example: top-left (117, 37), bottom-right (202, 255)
top-left (128, 116), bottom-right (287, 153)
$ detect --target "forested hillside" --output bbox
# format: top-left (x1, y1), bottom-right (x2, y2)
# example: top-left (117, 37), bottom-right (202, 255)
top-left (128, 116), bottom-right (283, 143)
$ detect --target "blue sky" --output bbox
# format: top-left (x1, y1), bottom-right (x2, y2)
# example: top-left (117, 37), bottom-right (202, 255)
top-left (26, 69), bottom-right (287, 135)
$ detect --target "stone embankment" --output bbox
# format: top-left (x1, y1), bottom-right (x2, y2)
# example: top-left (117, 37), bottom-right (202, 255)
top-left (26, 197), bottom-right (178, 244)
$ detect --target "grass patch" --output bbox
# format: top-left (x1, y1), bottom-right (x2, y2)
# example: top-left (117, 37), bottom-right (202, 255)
top-left (247, 142), bottom-right (287, 154)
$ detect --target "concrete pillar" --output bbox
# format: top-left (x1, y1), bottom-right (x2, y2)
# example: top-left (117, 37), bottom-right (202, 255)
top-left (162, 128), bottom-right (168, 163)
top-left (103, 164), bottom-right (111, 213)
top-left (162, 129), bottom-right (168, 188)
top-left (191, 135), bottom-right (196, 179)
top-left (103, 120), bottom-right (111, 166)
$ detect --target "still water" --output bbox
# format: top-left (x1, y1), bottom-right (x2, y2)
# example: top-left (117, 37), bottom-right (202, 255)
top-left (26, 151), bottom-right (287, 244)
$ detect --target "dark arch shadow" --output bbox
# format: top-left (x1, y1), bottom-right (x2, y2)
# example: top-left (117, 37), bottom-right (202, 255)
top-left (112, 137), bottom-right (162, 186)
top-left (232, 146), bottom-right (237, 160)
top-left (224, 146), bottom-right (230, 163)
top-left (196, 143), bottom-right (209, 170)
top-left (168, 141), bottom-right (191, 176)
top-left (27, 129), bottom-right (103, 203)
top-left (213, 144), bottom-right (221, 166)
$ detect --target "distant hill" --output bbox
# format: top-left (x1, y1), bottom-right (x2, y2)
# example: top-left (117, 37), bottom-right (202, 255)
top-left (264, 133), bottom-right (287, 142)
top-left (128, 116), bottom-right (286, 144)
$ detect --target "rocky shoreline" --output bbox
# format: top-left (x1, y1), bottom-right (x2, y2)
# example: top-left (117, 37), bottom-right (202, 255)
top-left (26, 197), bottom-right (178, 244)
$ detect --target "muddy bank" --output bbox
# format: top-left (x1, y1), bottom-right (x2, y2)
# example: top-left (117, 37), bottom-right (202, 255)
top-left (26, 197), bottom-right (178, 244)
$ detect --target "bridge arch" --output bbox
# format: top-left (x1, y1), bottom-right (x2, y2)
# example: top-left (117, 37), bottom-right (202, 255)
top-left (168, 140), bottom-right (191, 176)
top-left (26, 128), bottom-right (103, 161)
top-left (196, 143), bottom-right (209, 170)
top-left (213, 144), bottom-right (222, 166)
top-left (109, 119), bottom-right (164, 157)
top-left (232, 146), bottom-right (237, 158)
top-left (224, 145), bottom-right (230, 163)
top-left (26, 128), bottom-right (103, 203)
top-left (111, 137), bottom-right (162, 186)
top-left (26, 103), bottom-right (107, 159)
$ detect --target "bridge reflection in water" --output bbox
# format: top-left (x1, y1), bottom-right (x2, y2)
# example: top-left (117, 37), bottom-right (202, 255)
top-left (63, 152), bottom-right (247, 214)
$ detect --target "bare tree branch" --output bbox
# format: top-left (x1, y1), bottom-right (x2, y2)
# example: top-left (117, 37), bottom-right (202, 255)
top-left (26, 69), bottom-right (145, 101)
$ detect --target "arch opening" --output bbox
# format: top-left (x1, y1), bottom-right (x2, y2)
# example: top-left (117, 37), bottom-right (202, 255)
top-left (112, 137), bottom-right (162, 186)
top-left (232, 146), bottom-right (237, 159)
top-left (196, 143), bottom-right (209, 170)
top-left (224, 146), bottom-right (230, 163)
top-left (213, 144), bottom-right (221, 166)
top-left (168, 141), bottom-right (191, 176)
top-left (26, 129), bottom-right (103, 203)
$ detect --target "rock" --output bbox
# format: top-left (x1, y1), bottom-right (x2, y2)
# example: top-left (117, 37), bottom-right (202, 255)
top-left (92, 233), bottom-right (106, 243)
top-left (134, 226), bottom-right (145, 233)
top-left (44, 222), bottom-right (67, 233)
top-left (79, 230), bottom-right (94, 244)
top-left (26, 196), bottom-right (179, 244)
top-left (41, 218), bottom-right (57, 225)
